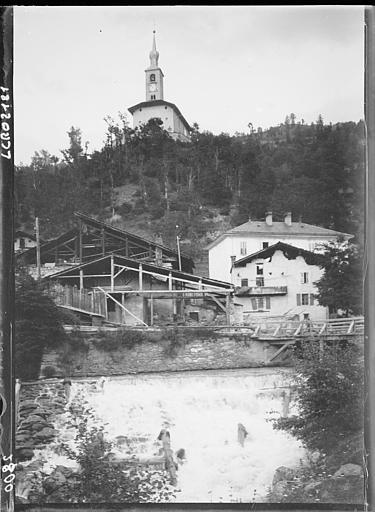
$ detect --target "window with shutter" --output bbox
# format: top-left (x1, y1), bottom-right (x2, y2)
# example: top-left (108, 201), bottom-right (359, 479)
top-left (251, 298), bottom-right (257, 310)
top-left (296, 294), bottom-right (301, 306)
top-left (301, 272), bottom-right (309, 283)
top-left (302, 294), bottom-right (309, 305)
top-left (265, 296), bottom-right (271, 309)
top-left (310, 294), bottom-right (315, 305)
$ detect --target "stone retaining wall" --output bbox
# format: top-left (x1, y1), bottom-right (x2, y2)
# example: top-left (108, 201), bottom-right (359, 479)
top-left (16, 382), bottom-right (67, 461)
top-left (40, 329), bottom-right (284, 378)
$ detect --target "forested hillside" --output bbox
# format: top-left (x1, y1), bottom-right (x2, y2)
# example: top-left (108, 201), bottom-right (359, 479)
top-left (15, 114), bottom-right (365, 264)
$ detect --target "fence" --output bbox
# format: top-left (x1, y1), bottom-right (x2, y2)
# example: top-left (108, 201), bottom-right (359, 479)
top-left (51, 284), bottom-right (106, 317)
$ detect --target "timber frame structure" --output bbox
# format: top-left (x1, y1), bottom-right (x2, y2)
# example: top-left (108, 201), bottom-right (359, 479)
top-left (46, 254), bottom-right (233, 327)
top-left (18, 211), bottom-right (194, 273)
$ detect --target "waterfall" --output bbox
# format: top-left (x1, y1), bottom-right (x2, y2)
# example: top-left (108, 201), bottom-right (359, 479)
top-left (18, 368), bottom-right (305, 503)
top-left (68, 368), bottom-right (304, 502)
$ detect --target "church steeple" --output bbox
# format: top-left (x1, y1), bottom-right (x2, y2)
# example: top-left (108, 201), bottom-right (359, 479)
top-left (145, 30), bottom-right (164, 101)
top-left (149, 30), bottom-right (159, 68)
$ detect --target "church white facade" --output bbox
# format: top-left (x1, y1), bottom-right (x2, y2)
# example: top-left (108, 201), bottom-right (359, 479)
top-left (128, 32), bottom-right (191, 142)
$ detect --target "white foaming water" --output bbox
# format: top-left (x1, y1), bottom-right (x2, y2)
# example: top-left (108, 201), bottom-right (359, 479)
top-left (68, 368), bottom-right (305, 502)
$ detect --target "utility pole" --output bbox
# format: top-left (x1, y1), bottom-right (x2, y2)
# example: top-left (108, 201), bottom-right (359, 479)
top-left (176, 225), bottom-right (182, 271)
top-left (35, 216), bottom-right (41, 280)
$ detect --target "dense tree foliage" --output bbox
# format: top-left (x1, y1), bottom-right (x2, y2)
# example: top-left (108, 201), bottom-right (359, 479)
top-left (273, 342), bottom-right (363, 455)
top-left (15, 270), bottom-right (66, 380)
top-left (314, 240), bottom-right (363, 316)
top-left (29, 393), bottom-right (176, 503)
top-left (15, 115), bottom-right (364, 253)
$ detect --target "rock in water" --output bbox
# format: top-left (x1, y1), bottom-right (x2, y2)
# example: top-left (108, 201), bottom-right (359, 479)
top-left (237, 423), bottom-right (248, 446)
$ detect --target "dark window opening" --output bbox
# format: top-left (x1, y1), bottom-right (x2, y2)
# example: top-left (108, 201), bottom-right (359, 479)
top-left (19, 238), bottom-right (25, 249)
top-left (256, 277), bottom-right (264, 287)
top-left (256, 265), bottom-right (263, 275)
top-left (262, 242), bottom-right (269, 249)
top-left (241, 278), bottom-right (248, 287)
top-left (151, 95), bottom-right (156, 100)
top-left (189, 311), bottom-right (199, 322)
top-left (301, 293), bottom-right (309, 305)
top-left (150, 74), bottom-right (156, 82)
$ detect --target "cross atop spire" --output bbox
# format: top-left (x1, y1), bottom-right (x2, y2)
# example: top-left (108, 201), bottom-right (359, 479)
top-left (149, 30), bottom-right (159, 68)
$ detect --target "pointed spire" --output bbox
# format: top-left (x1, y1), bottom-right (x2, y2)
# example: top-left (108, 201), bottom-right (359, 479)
top-left (149, 30), bottom-right (159, 68)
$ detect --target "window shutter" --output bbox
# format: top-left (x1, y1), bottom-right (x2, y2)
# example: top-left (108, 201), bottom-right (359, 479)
top-left (310, 294), bottom-right (314, 306)
top-left (251, 298), bottom-right (257, 310)
top-left (296, 294), bottom-right (301, 306)
top-left (265, 296), bottom-right (271, 309)
top-left (300, 273), bottom-right (304, 284)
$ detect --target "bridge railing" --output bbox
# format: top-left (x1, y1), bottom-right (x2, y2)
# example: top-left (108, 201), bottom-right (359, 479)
top-left (246, 316), bottom-right (364, 338)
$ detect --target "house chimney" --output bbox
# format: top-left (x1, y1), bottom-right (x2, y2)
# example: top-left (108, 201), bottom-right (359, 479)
top-left (265, 211), bottom-right (273, 226)
top-left (284, 212), bottom-right (292, 226)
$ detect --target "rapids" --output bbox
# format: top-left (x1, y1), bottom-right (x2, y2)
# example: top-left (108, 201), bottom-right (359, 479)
top-left (65, 367), bottom-right (305, 502)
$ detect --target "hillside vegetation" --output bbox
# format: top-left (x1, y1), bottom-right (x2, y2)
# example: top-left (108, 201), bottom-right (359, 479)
top-left (15, 115), bottom-right (365, 266)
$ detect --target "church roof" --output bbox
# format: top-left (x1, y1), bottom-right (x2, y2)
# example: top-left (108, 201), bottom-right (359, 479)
top-left (128, 100), bottom-right (191, 132)
top-left (206, 220), bottom-right (352, 250)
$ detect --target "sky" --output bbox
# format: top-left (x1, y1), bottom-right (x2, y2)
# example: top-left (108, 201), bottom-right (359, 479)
top-left (14, 5), bottom-right (365, 165)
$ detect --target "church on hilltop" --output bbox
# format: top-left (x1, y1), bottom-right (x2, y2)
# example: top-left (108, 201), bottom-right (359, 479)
top-left (128, 31), bottom-right (191, 142)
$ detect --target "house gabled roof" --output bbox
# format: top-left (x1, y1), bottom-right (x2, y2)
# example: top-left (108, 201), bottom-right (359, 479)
top-left (128, 100), bottom-right (191, 132)
top-left (45, 253), bottom-right (232, 291)
top-left (15, 230), bottom-right (37, 241)
top-left (233, 241), bottom-right (325, 267)
top-left (207, 220), bottom-right (353, 250)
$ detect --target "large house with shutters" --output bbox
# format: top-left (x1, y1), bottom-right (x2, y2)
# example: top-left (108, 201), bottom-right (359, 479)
top-left (232, 241), bottom-right (328, 321)
top-left (207, 211), bottom-right (353, 283)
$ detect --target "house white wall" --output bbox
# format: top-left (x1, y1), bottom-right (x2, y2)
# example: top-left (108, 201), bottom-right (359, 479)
top-left (209, 233), bottom-right (337, 283)
top-left (233, 250), bottom-right (328, 322)
top-left (14, 236), bottom-right (37, 252)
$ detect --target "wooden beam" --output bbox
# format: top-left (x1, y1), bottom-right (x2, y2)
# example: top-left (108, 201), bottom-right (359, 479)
top-left (97, 287), bottom-right (148, 326)
top-left (79, 269), bottom-right (84, 291)
top-left (168, 272), bottom-right (173, 291)
top-left (226, 293), bottom-right (231, 325)
top-left (78, 219), bottom-right (83, 263)
top-left (111, 254), bottom-right (114, 292)
top-left (206, 293), bottom-right (227, 313)
top-left (267, 340), bottom-right (295, 363)
top-left (121, 293), bottom-right (125, 325)
top-left (150, 294), bottom-right (154, 326)
top-left (139, 263), bottom-right (143, 291)
top-left (101, 228), bottom-right (105, 256)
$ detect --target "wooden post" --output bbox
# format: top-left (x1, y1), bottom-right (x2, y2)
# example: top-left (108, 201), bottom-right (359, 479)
top-left (111, 254), bottom-right (114, 292)
top-left (35, 216), bottom-right (41, 280)
top-left (101, 228), bottom-right (106, 256)
top-left (125, 236), bottom-right (129, 257)
top-left (168, 272), bottom-right (173, 291)
top-left (78, 219), bottom-right (83, 263)
top-left (139, 263), bottom-right (143, 291)
top-left (150, 294), bottom-right (154, 326)
top-left (226, 293), bottom-right (231, 325)
top-left (319, 338), bottom-right (324, 361)
top-left (79, 270), bottom-right (84, 309)
top-left (159, 429), bottom-right (177, 486)
top-left (121, 293), bottom-right (125, 324)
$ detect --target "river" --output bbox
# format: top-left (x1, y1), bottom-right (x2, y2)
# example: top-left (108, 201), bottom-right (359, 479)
top-left (52, 367), bottom-right (305, 502)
